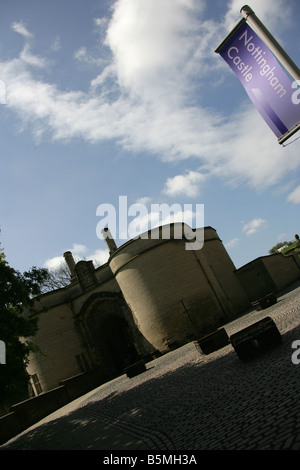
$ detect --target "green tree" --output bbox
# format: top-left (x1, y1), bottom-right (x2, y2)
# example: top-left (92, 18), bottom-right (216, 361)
top-left (269, 241), bottom-right (293, 254)
top-left (0, 251), bottom-right (49, 406)
top-left (40, 264), bottom-right (72, 293)
top-left (40, 259), bottom-right (101, 294)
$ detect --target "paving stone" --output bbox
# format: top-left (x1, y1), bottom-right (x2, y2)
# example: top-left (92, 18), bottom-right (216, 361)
top-left (2, 281), bottom-right (300, 450)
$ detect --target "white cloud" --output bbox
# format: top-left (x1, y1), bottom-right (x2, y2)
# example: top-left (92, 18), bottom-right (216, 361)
top-left (135, 196), bottom-right (152, 205)
top-left (44, 244), bottom-right (109, 271)
top-left (11, 21), bottom-right (33, 39)
top-left (225, 0), bottom-right (292, 32)
top-left (74, 47), bottom-right (88, 61)
top-left (0, 80), bottom-right (6, 104)
top-left (225, 237), bottom-right (240, 249)
top-left (1, 0), bottom-right (299, 192)
top-left (43, 243), bottom-right (88, 271)
top-left (164, 171), bottom-right (206, 197)
top-left (211, 105), bottom-right (300, 190)
top-left (89, 249), bottom-right (110, 266)
top-left (20, 44), bottom-right (49, 68)
top-left (242, 218), bottom-right (267, 236)
top-left (277, 232), bottom-right (289, 241)
top-left (72, 244), bottom-right (88, 256)
top-left (10, 21), bottom-right (48, 69)
top-left (94, 17), bottom-right (108, 29)
top-left (74, 47), bottom-right (105, 67)
top-left (287, 185), bottom-right (300, 204)
top-left (44, 256), bottom-right (65, 271)
top-left (51, 35), bottom-right (61, 52)
top-left (105, 0), bottom-right (199, 94)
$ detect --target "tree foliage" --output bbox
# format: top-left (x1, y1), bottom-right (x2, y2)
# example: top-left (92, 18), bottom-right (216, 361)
top-left (269, 241), bottom-right (293, 254)
top-left (0, 251), bottom-right (49, 405)
top-left (40, 259), bottom-right (101, 294)
top-left (40, 264), bottom-right (72, 293)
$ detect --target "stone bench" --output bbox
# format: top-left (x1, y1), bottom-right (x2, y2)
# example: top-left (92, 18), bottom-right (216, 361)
top-left (230, 316), bottom-right (282, 362)
top-left (124, 360), bottom-right (147, 378)
top-left (251, 292), bottom-right (277, 311)
top-left (194, 328), bottom-right (229, 355)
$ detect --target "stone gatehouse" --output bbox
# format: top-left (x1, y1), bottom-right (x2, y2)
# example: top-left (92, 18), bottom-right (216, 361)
top-left (25, 223), bottom-right (300, 396)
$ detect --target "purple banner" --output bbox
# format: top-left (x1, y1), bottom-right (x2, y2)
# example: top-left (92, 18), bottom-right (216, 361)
top-left (216, 21), bottom-right (300, 140)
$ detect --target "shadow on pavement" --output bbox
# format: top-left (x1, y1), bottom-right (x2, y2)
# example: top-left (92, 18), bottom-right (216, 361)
top-left (2, 320), bottom-right (300, 451)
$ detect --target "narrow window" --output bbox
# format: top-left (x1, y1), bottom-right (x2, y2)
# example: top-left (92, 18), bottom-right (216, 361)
top-left (31, 374), bottom-right (43, 395)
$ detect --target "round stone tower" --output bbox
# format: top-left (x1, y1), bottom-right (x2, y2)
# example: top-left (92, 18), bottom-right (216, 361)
top-left (105, 223), bottom-right (241, 353)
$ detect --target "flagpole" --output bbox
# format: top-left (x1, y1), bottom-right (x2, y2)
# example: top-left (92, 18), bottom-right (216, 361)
top-left (240, 5), bottom-right (300, 83)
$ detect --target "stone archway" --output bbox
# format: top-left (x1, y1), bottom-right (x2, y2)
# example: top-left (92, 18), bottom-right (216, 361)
top-left (79, 293), bottom-right (139, 374)
top-left (96, 315), bottom-right (138, 372)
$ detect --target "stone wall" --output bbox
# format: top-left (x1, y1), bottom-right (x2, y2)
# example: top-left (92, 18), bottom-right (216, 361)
top-left (109, 225), bottom-right (250, 352)
top-left (235, 259), bottom-right (276, 302)
top-left (26, 302), bottom-right (87, 393)
top-left (26, 266), bottom-right (123, 393)
top-left (262, 253), bottom-right (300, 291)
top-left (111, 238), bottom-right (226, 351)
top-left (199, 227), bottom-right (250, 315)
top-left (0, 369), bottom-right (112, 445)
top-left (235, 253), bottom-right (300, 302)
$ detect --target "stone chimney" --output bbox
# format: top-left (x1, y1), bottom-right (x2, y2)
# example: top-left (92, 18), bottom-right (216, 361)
top-left (63, 251), bottom-right (76, 278)
top-left (101, 228), bottom-right (118, 255)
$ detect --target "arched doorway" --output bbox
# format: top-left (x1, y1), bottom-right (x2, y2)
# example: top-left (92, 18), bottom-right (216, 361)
top-left (80, 294), bottom-right (140, 374)
top-left (96, 315), bottom-right (139, 372)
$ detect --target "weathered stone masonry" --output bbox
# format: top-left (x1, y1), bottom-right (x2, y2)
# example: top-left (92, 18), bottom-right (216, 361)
top-left (25, 223), bottom-right (300, 395)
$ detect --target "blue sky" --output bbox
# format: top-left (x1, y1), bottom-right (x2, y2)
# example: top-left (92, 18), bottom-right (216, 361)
top-left (0, 0), bottom-right (300, 274)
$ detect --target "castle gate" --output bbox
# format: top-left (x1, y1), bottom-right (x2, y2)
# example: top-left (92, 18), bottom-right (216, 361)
top-left (78, 293), bottom-right (139, 375)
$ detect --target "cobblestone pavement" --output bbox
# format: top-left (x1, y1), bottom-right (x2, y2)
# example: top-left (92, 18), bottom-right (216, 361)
top-left (2, 281), bottom-right (300, 451)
